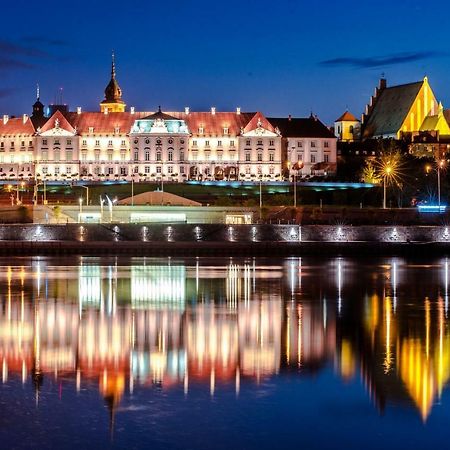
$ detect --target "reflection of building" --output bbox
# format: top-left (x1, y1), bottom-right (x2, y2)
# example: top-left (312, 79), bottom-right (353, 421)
top-left (1, 257), bottom-right (450, 425)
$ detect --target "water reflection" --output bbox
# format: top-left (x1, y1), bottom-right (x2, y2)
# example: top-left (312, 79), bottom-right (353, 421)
top-left (0, 257), bottom-right (450, 427)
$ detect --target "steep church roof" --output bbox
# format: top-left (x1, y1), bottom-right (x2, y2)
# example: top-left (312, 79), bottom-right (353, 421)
top-left (363, 80), bottom-right (423, 137)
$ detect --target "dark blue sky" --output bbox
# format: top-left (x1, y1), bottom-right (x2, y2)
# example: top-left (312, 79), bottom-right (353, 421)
top-left (1, 0), bottom-right (449, 124)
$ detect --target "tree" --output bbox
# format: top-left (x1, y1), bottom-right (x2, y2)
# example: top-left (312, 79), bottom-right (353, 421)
top-left (361, 160), bottom-right (381, 184)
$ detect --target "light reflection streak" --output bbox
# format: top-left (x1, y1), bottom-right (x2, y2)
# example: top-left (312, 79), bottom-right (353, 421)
top-left (0, 258), bottom-right (447, 424)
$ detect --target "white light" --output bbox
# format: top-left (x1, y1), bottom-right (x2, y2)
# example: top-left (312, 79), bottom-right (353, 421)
top-left (443, 227), bottom-right (450, 240)
top-left (390, 228), bottom-right (399, 241)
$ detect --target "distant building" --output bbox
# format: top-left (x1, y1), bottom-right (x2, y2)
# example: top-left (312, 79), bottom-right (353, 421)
top-left (334, 110), bottom-right (360, 142)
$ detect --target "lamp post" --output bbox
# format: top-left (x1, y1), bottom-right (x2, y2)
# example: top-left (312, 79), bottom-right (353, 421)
top-left (78, 197), bottom-right (83, 222)
top-left (383, 165), bottom-right (392, 209)
top-left (259, 174), bottom-right (263, 221)
top-left (438, 160), bottom-right (445, 206)
top-left (131, 174), bottom-right (135, 207)
top-left (426, 159), bottom-right (446, 206)
top-left (100, 196), bottom-right (105, 222)
top-left (80, 185), bottom-right (89, 206)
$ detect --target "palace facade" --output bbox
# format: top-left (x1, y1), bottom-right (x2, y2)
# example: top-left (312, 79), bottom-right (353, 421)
top-left (0, 58), bottom-right (337, 182)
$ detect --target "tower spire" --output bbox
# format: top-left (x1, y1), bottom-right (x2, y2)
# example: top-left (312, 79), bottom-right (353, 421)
top-left (100, 51), bottom-right (126, 113)
top-left (36, 83), bottom-right (40, 101)
top-left (111, 51), bottom-right (116, 79)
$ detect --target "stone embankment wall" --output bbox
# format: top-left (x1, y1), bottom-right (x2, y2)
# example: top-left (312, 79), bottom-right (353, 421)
top-left (0, 224), bottom-right (448, 256)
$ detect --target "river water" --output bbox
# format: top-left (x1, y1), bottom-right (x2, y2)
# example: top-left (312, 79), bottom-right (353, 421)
top-left (0, 256), bottom-right (449, 449)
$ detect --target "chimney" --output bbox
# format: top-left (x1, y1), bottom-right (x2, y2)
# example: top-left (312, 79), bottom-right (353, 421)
top-left (77, 106), bottom-right (82, 115)
top-left (211, 107), bottom-right (216, 115)
top-left (3, 115), bottom-right (9, 125)
top-left (22, 114), bottom-right (28, 123)
top-left (185, 106), bottom-right (190, 115)
top-left (288, 114), bottom-right (292, 121)
top-left (130, 106), bottom-right (135, 115)
top-left (236, 107), bottom-right (241, 115)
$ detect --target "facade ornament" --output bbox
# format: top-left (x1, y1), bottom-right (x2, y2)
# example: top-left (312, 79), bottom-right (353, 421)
top-left (55, 118), bottom-right (60, 129)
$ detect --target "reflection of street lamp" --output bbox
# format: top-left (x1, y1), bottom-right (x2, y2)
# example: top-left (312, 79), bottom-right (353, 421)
top-left (131, 174), bottom-right (135, 207)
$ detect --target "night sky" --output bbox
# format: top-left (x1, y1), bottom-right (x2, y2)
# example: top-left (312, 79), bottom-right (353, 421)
top-left (1, 0), bottom-right (449, 124)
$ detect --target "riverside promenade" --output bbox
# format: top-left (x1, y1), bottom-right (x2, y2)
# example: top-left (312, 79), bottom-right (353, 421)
top-left (0, 223), bottom-right (449, 256)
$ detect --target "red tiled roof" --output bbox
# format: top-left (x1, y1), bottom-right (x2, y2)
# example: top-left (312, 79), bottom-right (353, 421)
top-left (335, 111), bottom-right (359, 122)
top-left (64, 111), bottom-right (149, 135)
top-left (170, 111), bottom-right (255, 136)
top-left (40, 110), bottom-right (76, 134)
top-left (0, 116), bottom-right (35, 136)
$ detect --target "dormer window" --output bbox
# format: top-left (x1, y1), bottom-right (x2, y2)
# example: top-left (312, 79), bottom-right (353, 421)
top-left (89, 127), bottom-right (94, 134)
top-left (198, 127), bottom-right (204, 135)
top-left (114, 126), bottom-right (120, 134)
top-left (223, 127), bottom-right (229, 135)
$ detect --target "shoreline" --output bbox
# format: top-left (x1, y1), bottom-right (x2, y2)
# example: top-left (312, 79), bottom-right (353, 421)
top-left (0, 239), bottom-right (447, 257)
top-left (0, 223), bottom-right (448, 256)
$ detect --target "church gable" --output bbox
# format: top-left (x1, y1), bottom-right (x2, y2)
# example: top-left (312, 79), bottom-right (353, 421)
top-left (399, 77), bottom-right (438, 137)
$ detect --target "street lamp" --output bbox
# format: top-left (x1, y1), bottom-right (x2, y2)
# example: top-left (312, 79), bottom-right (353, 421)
top-left (438, 160), bottom-right (445, 206)
top-left (80, 185), bottom-right (89, 206)
top-left (78, 197), bottom-right (83, 222)
top-left (426, 159), bottom-right (446, 206)
top-left (383, 165), bottom-right (392, 209)
top-left (131, 174), bottom-right (135, 207)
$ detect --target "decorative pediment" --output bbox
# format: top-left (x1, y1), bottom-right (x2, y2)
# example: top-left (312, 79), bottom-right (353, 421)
top-left (38, 110), bottom-right (76, 136)
top-left (241, 112), bottom-right (279, 137)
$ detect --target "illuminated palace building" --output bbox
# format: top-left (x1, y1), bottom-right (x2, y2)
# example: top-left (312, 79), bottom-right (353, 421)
top-left (0, 57), bottom-right (337, 182)
top-left (0, 258), bottom-right (449, 422)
